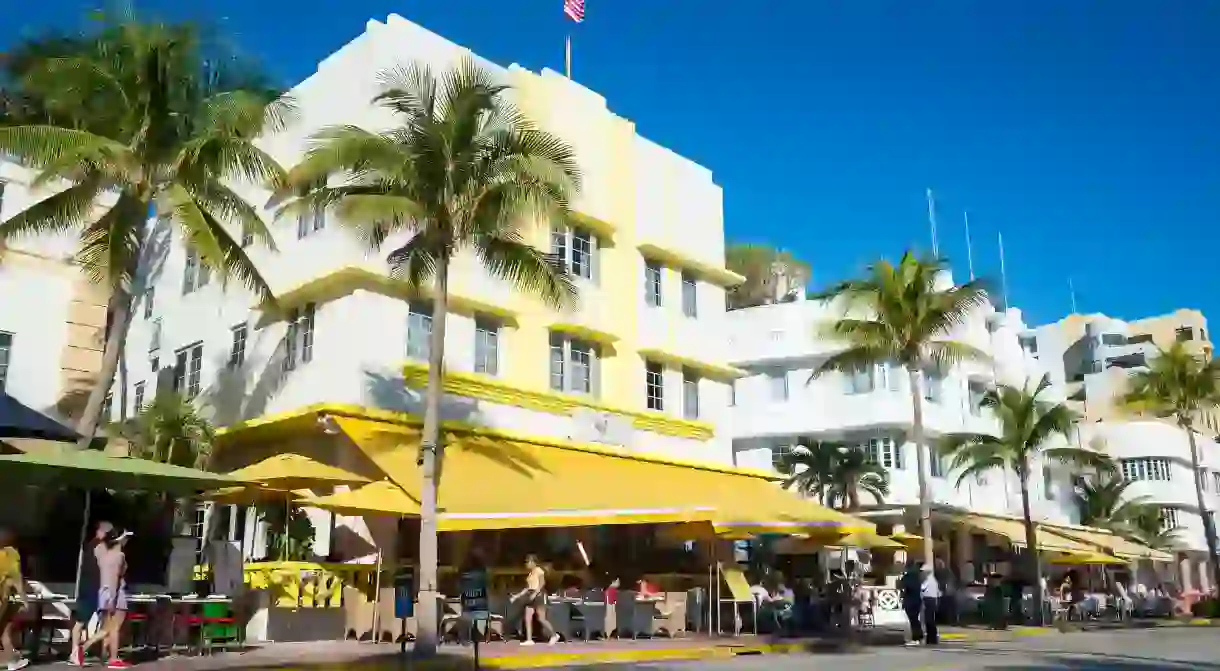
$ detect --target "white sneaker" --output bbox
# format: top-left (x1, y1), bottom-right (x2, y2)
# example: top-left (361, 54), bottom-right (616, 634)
top-left (548, 633), bottom-right (560, 645)
top-left (521, 640), bottom-right (535, 646)
top-left (8, 658), bottom-right (30, 671)
top-left (904, 640), bottom-right (922, 647)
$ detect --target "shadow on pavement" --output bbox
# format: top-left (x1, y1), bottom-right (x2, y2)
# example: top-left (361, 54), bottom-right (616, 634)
top-left (930, 644), bottom-right (1220, 670)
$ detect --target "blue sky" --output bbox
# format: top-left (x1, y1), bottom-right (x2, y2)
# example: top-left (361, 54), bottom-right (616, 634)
top-left (6, 2), bottom-right (1219, 326)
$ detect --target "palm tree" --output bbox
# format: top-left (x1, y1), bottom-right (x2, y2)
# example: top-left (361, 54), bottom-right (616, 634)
top-left (1074, 473), bottom-right (1152, 535)
top-left (273, 57), bottom-right (580, 656)
top-left (725, 243), bottom-right (810, 309)
top-left (1129, 506), bottom-right (1185, 552)
top-left (119, 392), bottom-right (216, 469)
top-left (939, 374), bottom-right (1112, 623)
top-left (1119, 341), bottom-right (1220, 592)
top-left (780, 441), bottom-right (889, 511)
top-left (811, 252), bottom-right (988, 566)
top-left (0, 16), bottom-right (291, 445)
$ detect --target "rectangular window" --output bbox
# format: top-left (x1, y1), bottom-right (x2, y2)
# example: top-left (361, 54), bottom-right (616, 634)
top-left (181, 246), bottom-right (211, 294)
top-left (174, 342), bottom-right (204, 397)
top-left (0, 331), bottom-right (10, 393)
top-left (406, 303), bottom-right (432, 361)
top-left (229, 323), bottom-right (248, 368)
top-left (143, 286), bottom-right (155, 319)
top-left (769, 370), bottom-right (789, 402)
top-left (770, 440), bottom-right (793, 473)
top-left (864, 437), bottom-right (903, 470)
top-left (929, 446), bottom-right (945, 478)
top-left (283, 304), bottom-right (315, 372)
top-left (1202, 468), bottom-right (1210, 492)
top-left (102, 392), bottom-right (113, 420)
top-left (297, 204), bottom-right (325, 238)
top-left (1043, 465), bottom-right (1055, 500)
top-left (133, 381), bottom-right (145, 414)
top-left (552, 225), bottom-right (596, 281)
top-left (968, 380), bottom-right (987, 417)
top-left (1177, 327), bottom-right (1194, 342)
top-left (1160, 507), bottom-right (1180, 531)
top-left (1120, 457), bottom-right (1174, 482)
top-left (845, 365), bottom-right (875, 395)
top-left (681, 273), bottom-right (697, 318)
top-left (1213, 472), bottom-right (1220, 493)
top-left (1019, 335), bottom-right (1038, 354)
top-left (644, 262), bottom-right (663, 307)
top-left (645, 361), bottom-right (664, 411)
top-left (549, 332), bottom-right (598, 396)
top-left (877, 362), bottom-right (902, 392)
top-left (1100, 333), bottom-right (1126, 346)
top-left (729, 380), bottom-right (737, 407)
top-left (473, 317), bottom-right (500, 376)
top-left (149, 318), bottom-right (162, 353)
top-left (682, 369), bottom-right (700, 420)
top-left (923, 368), bottom-right (944, 404)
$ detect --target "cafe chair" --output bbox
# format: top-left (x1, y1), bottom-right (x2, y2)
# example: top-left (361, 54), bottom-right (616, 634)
top-left (575, 589), bottom-right (607, 640)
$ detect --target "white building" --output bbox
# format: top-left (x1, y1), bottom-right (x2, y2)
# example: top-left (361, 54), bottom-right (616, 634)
top-left (727, 280), bottom-right (1219, 591)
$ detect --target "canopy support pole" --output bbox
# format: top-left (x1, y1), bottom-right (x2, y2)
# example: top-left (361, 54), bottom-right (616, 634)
top-left (73, 490), bottom-right (92, 598)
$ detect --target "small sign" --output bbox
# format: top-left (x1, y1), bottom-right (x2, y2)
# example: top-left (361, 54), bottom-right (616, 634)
top-left (393, 567), bottom-right (415, 619)
top-left (460, 567), bottom-right (490, 621)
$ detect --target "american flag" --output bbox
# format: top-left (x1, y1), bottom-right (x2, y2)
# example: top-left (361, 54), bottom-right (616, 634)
top-left (564, 0), bottom-right (585, 23)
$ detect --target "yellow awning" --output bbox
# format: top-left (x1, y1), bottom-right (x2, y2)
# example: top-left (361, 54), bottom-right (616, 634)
top-left (1048, 551), bottom-right (1129, 566)
top-left (1047, 528), bottom-right (1174, 562)
top-left (333, 417), bottom-right (871, 534)
top-left (298, 480), bottom-right (419, 517)
top-left (955, 514), bottom-right (1099, 554)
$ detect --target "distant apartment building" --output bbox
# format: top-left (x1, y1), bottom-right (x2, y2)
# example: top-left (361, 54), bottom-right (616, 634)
top-left (728, 287), bottom-right (1219, 591)
top-left (0, 161), bottom-right (108, 421)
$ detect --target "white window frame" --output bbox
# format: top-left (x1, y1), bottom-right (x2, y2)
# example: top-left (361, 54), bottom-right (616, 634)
top-left (174, 342), bottom-right (203, 398)
top-left (682, 369), bottom-right (700, 420)
top-left (284, 303), bottom-right (316, 372)
top-left (645, 262), bottom-right (663, 307)
top-left (297, 204), bottom-right (325, 238)
top-left (406, 303), bottom-right (432, 362)
top-left (769, 370), bottom-right (789, 402)
top-left (864, 437), bottom-right (904, 470)
top-left (681, 272), bottom-right (698, 318)
top-left (1160, 507), bottom-right (1180, 531)
top-left (930, 446), bottom-right (946, 478)
top-left (133, 381), bottom-right (146, 414)
top-left (923, 368), bottom-right (945, 404)
top-left (0, 331), bottom-right (10, 393)
top-left (229, 323), bottom-right (248, 368)
top-left (968, 380), bottom-right (987, 417)
top-left (549, 332), bottom-right (599, 396)
top-left (845, 365), bottom-right (875, 395)
top-left (473, 317), bottom-right (500, 376)
top-left (552, 225), bottom-right (597, 282)
top-left (1043, 465), bottom-right (1055, 500)
top-left (143, 286), bottom-right (155, 319)
top-left (182, 246), bottom-right (210, 294)
top-left (645, 361), bottom-right (664, 411)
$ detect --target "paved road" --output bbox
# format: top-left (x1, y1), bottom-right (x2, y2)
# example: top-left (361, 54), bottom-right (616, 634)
top-left (618, 628), bottom-right (1220, 670)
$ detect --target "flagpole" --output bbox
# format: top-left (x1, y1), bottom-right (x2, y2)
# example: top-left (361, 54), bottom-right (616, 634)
top-left (926, 188), bottom-right (939, 257)
top-left (565, 33), bottom-right (572, 78)
top-left (964, 211), bottom-right (975, 281)
top-left (998, 231), bottom-right (1009, 311)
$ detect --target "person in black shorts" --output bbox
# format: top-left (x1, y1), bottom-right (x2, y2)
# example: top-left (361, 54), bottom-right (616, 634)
top-left (69, 521), bottom-right (111, 667)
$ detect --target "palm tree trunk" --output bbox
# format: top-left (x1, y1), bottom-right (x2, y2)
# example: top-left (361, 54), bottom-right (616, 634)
top-left (1183, 424), bottom-right (1220, 592)
top-left (414, 254), bottom-right (451, 658)
top-left (1017, 463), bottom-right (1045, 626)
top-left (75, 286), bottom-right (134, 448)
top-left (907, 368), bottom-right (935, 568)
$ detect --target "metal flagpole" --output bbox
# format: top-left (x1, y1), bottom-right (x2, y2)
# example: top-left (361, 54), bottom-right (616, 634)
top-left (998, 231), bottom-right (1009, 311)
top-left (964, 211), bottom-right (975, 281)
top-left (1069, 277), bottom-right (1079, 313)
top-left (926, 188), bottom-right (939, 256)
top-left (565, 34), bottom-right (572, 78)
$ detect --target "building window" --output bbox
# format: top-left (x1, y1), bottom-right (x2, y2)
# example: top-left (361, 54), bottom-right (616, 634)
top-left (1202, 468), bottom-right (1210, 492)
top-left (1177, 327), bottom-right (1195, 342)
top-left (133, 382), bottom-right (145, 414)
top-left (549, 332), bottom-right (598, 395)
top-left (644, 262), bottom-right (662, 307)
top-left (682, 369), bottom-right (700, 420)
top-left (406, 303), bottom-right (432, 361)
top-left (844, 365), bottom-right (875, 395)
top-left (473, 317), bottom-right (500, 376)
top-left (864, 437), bottom-right (903, 470)
top-left (174, 342), bottom-right (204, 397)
top-left (1120, 457), bottom-right (1173, 482)
top-left (1160, 507), bottom-right (1181, 531)
top-left (297, 204), bottom-right (325, 238)
top-left (929, 447), bottom-right (946, 478)
top-left (729, 380), bottom-right (736, 407)
top-left (923, 368), bottom-right (944, 404)
top-left (645, 361), bottom-right (664, 411)
top-left (283, 303), bottom-right (315, 372)
top-left (0, 331), bottom-right (10, 393)
top-left (681, 273), bottom-right (697, 318)
top-left (552, 225), bottom-right (596, 281)
top-left (1019, 335), bottom-right (1038, 355)
top-left (1100, 333), bottom-right (1126, 346)
top-left (769, 370), bottom-right (789, 402)
top-left (102, 393), bottom-right (113, 420)
top-left (0, 181), bottom-right (6, 217)
top-left (150, 356), bottom-right (159, 374)
top-left (770, 440), bottom-right (793, 472)
top-left (149, 318), bottom-right (162, 353)
top-left (968, 380), bottom-right (987, 417)
top-left (1043, 465), bottom-right (1055, 500)
top-left (1213, 472), bottom-right (1220, 493)
top-left (181, 246), bottom-right (210, 294)
top-left (229, 323), bottom-right (248, 368)
top-left (143, 286), bottom-right (155, 319)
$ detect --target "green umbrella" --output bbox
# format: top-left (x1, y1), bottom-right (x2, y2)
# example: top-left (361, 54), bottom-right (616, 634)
top-left (0, 449), bottom-right (235, 494)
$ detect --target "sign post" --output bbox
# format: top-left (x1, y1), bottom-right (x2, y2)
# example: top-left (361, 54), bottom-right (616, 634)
top-left (460, 566), bottom-right (490, 668)
top-left (394, 567), bottom-right (415, 655)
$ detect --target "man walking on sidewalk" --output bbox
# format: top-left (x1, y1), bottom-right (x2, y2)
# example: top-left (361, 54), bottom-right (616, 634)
top-left (920, 564), bottom-right (941, 645)
top-left (900, 561), bottom-right (924, 646)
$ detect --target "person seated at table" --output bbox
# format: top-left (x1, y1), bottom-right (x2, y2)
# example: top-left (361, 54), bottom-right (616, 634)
top-left (635, 579), bottom-right (661, 598)
top-left (81, 528), bottom-right (133, 669)
top-left (70, 521), bottom-right (111, 667)
top-left (511, 555), bottom-right (558, 646)
top-left (0, 528), bottom-right (29, 671)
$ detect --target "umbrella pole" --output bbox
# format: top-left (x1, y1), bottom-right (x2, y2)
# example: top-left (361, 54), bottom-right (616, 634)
top-left (73, 490), bottom-right (93, 599)
top-left (371, 549), bottom-right (383, 643)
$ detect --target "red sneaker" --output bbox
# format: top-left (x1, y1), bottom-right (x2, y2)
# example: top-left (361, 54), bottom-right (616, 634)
top-left (68, 647), bottom-right (85, 667)
top-left (105, 660), bottom-right (132, 669)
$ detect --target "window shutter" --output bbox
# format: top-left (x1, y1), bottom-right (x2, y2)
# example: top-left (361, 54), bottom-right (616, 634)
top-left (590, 234), bottom-right (600, 285)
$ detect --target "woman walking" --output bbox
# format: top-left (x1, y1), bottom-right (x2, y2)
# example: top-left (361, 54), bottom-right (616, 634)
top-left (0, 528), bottom-right (29, 670)
top-left (81, 528), bottom-right (133, 669)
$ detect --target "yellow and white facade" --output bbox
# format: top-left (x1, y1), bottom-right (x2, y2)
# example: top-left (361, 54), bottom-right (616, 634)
top-left (116, 13), bottom-right (743, 465)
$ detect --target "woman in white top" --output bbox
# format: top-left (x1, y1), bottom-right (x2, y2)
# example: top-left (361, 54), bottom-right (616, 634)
top-left (81, 529), bottom-right (132, 669)
top-left (512, 555), bottom-right (558, 645)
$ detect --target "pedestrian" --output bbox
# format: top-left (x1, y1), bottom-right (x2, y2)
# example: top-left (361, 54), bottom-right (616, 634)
top-left (511, 554), bottom-right (558, 646)
top-left (80, 528), bottom-right (133, 669)
top-left (900, 561), bottom-right (923, 646)
top-left (70, 520), bottom-right (112, 667)
top-left (920, 563), bottom-right (941, 645)
top-left (0, 528), bottom-right (29, 670)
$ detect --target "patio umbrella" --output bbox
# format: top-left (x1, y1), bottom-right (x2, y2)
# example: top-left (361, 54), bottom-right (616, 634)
top-left (295, 480), bottom-right (419, 517)
top-left (0, 393), bottom-right (80, 442)
top-left (0, 449), bottom-right (235, 493)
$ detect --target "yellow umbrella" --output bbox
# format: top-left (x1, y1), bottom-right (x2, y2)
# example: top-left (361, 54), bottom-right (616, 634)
top-left (833, 530), bottom-right (906, 550)
top-left (199, 485), bottom-right (313, 505)
top-left (296, 480), bottom-right (420, 517)
top-left (1048, 551), bottom-right (1128, 566)
top-left (227, 453), bottom-right (370, 489)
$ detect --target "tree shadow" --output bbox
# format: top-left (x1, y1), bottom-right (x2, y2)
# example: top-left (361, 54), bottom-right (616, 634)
top-left (205, 327), bottom-right (291, 426)
top-left (938, 642), bottom-right (1220, 670)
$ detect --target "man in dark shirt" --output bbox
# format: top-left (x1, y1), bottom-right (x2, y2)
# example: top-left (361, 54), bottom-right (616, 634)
top-left (900, 561), bottom-right (924, 646)
top-left (69, 521), bottom-right (111, 667)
